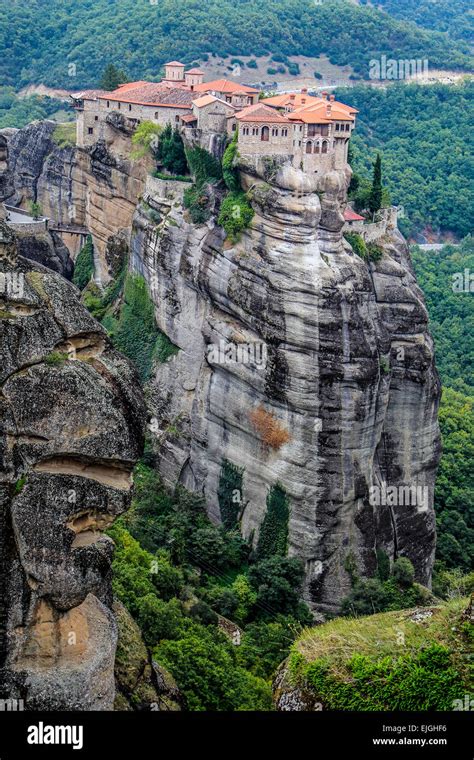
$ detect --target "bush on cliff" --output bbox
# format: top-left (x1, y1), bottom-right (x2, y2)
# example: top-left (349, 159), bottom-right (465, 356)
top-left (73, 235), bottom-right (94, 290)
top-left (218, 191), bottom-right (254, 243)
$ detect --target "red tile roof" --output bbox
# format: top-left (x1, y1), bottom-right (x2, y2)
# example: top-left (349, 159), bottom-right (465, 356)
top-left (165, 61), bottom-right (185, 67)
top-left (193, 78), bottom-right (259, 94)
top-left (235, 103), bottom-right (291, 123)
top-left (344, 208), bottom-right (365, 222)
top-left (186, 68), bottom-right (204, 75)
top-left (99, 82), bottom-right (194, 108)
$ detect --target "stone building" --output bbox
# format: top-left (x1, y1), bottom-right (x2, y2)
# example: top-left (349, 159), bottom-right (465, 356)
top-left (71, 62), bottom-right (258, 148)
top-left (235, 92), bottom-right (358, 173)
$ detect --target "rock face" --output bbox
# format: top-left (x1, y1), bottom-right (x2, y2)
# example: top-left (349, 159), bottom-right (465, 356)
top-left (0, 120), bottom-right (151, 281)
top-left (0, 223), bottom-right (146, 709)
top-left (131, 159), bottom-right (441, 613)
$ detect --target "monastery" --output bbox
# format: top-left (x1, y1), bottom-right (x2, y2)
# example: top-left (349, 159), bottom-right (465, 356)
top-left (72, 60), bottom-right (357, 173)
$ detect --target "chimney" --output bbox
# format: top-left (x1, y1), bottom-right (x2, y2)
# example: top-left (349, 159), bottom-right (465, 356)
top-left (289, 93), bottom-right (296, 101)
top-left (301, 97), bottom-right (306, 104)
top-left (301, 87), bottom-right (308, 94)
top-left (322, 91), bottom-right (328, 100)
top-left (326, 104), bottom-right (332, 117)
top-left (329, 94), bottom-right (335, 101)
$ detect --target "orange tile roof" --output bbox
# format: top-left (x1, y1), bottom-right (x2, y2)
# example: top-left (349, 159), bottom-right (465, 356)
top-left (287, 111), bottom-right (332, 124)
top-left (186, 68), bottom-right (204, 74)
top-left (235, 103), bottom-right (291, 123)
top-left (99, 82), bottom-right (194, 108)
top-left (114, 81), bottom-right (149, 92)
top-left (193, 78), bottom-right (259, 94)
top-left (262, 93), bottom-right (321, 108)
top-left (165, 61), bottom-right (185, 66)
top-left (71, 89), bottom-right (107, 100)
top-left (292, 102), bottom-right (356, 122)
top-left (192, 94), bottom-right (219, 108)
top-left (181, 113), bottom-right (198, 123)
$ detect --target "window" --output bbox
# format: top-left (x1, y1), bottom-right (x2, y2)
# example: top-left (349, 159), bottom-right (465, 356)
top-left (321, 125), bottom-right (329, 136)
top-left (226, 96), bottom-right (232, 103)
top-left (88, 127), bottom-right (94, 135)
top-left (314, 144), bottom-right (320, 154)
top-left (107, 101), bottom-right (110, 108)
top-left (154, 112), bottom-right (159, 119)
top-left (232, 122), bottom-right (237, 131)
top-left (282, 128), bottom-right (288, 137)
top-left (175, 115), bottom-right (180, 123)
top-left (247, 97), bottom-right (252, 104)
top-left (261, 125), bottom-right (269, 141)
top-left (322, 141), bottom-right (328, 153)
top-left (252, 127), bottom-right (258, 135)
top-left (335, 123), bottom-right (340, 131)
top-left (271, 127), bottom-right (278, 137)
top-left (305, 141), bottom-right (312, 154)
top-left (118, 102), bottom-right (121, 109)
top-left (129, 104), bottom-right (132, 112)
top-left (345, 123), bottom-right (350, 131)
top-left (94, 115), bottom-right (98, 121)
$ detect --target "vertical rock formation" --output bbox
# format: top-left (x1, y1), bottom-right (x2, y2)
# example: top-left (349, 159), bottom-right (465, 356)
top-left (131, 158), bottom-right (441, 613)
top-left (0, 222), bottom-right (146, 709)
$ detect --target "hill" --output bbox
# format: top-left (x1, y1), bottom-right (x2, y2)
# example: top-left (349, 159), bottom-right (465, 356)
top-left (1, 0), bottom-right (472, 89)
top-left (339, 81), bottom-right (474, 239)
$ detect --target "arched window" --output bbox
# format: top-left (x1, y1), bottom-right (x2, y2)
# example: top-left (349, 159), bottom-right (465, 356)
top-left (314, 143), bottom-right (320, 154)
top-left (305, 141), bottom-right (312, 154)
top-left (322, 141), bottom-right (328, 154)
top-left (261, 125), bottom-right (269, 141)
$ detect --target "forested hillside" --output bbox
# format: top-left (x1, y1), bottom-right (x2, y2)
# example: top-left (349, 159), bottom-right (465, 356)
top-left (339, 81), bottom-right (474, 239)
top-left (372, 0), bottom-right (473, 42)
top-left (412, 238), bottom-right (474, 573)
top-left (1, 0), bottom-right (472, 89)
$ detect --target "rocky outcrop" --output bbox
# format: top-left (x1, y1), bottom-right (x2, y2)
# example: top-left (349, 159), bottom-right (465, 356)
top-left (0, 222), bottom-right (146, 709)
top-left (131, 159), bottom-right (441, 614)
top-left (16, 229), bottom-right (74, 279)
top-left (0, 120), bottom-right (151, 282)
top-left (113, 600), bottom-right (181, 711)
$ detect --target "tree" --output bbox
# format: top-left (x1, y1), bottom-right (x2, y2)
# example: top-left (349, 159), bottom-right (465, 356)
top-left (156, 124), bottom-right (188, 175)
top-left (73, 235), bottom-right (94, 290)
top-left (29, 201), bottom-right (42, 220)
top-left (256, 483), bottom-right (290, 560)
top-left (131, 120), bottom-right (162, 159)
top-left (99, 63), bottom-right (128, 91)
top-left (368, 152), bottom-right (382, 217)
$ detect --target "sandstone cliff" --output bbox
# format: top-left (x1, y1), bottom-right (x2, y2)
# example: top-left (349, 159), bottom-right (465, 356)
top-left (0, 118), bottom-right (150, 281)
top-left (130, 159), bottom-right (441, 614)
top-left (0, 222), bottom-right (146, 709)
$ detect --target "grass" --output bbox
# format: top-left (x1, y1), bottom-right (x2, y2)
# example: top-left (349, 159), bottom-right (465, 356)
top-left (293, 597), bottom-right (471, 676)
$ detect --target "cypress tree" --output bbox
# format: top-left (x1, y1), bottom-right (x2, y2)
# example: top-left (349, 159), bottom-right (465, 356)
top-left (99, 64), bottom-right (128, 91)
top-left (368, 152), bottom-right (383, 217)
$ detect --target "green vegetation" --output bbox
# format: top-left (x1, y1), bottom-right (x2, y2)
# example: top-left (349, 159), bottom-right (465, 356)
top-left (73, 236), bottom-right (94, 290)
top-left (184, 146), bottom-right (222, 224)
top-left (341, 557), bottom-right (433, 616)
top-left (2, 1), bottom-right (471, 89)
top-left (152, 171), bottom-right (192, 183)
top-left (338, 81), bottom-right (474, 238)
top-left (217, 191), bottom-right (254, 243)
top-left (156, 124), bottom-right (188, 176)
top-left (256, 484), bottom-right (290, 560)
top-left (222, 131), bottom-right (240, 192)
top-left (131, 121), bottom-right (162, 160)
top-left (368, 152), bottom-right (382, 217)
top-left (99, 63), bottom-right (128, 91)
top-left (29, 201), bottom-right (42, 220)
top-left (289, 598), bottom-right (472, 710)
top-left (0, 86), bottom-right (73, 129)
top-left (343, 232), bottom-right (383, 263)
top-left (44, 351), bottom-right (69, 366)
top-left (52, 122), bottom-right (76, 148)
top-left (113, 274), bottom-right (178, 382)
top-left (108, 461), bottom-right (312, 710)
top-left (371, 0), bottom-right (473, 42)
top-left (217, 458), bottom-right (244, 529)
top-left (411, 239), bottom-right (474, 573)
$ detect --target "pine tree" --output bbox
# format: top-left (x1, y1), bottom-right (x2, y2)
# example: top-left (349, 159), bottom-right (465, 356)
top-left (99, 64), bottom-right (128, 91)
top-left (368, 152), bottom-right (383, 217)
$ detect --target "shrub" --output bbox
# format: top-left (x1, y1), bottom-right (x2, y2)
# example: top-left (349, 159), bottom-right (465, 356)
top-left (218, 191), bottom-right (254, 242)
top-left (183, 184), bottom-right (211, 224)
top-left (156, 124), bottom-right (188, 175)
top-left (367, 242), bottom-right (384, 262)
top-left (247, 59), bottom-right (258, 69)
top-left (131, 120), bottom-right (162, 159)
top-left (256, 483), bottom-right (290, 560)
top-left (222, 131), bottom-right (240, 192)
top-left (248, 556), bottom-right (312, 622)
top-left (249, 405), bottom-right (291, 449)
top-left (52, 122), bottom-right (76, 148)
top-left (392, 557), bottom-right (415, 587)
top-left (314, 71), bottom-right (323, 79)
top-left (344, 231), bottom-right (367, 260)
top-left (217, 458), bottom-right (244, 529)
top-left (189, 601), bottom-right (218, 626)
top-left (152, 170), bottom-right (192, 182)
top-left (73, 235), bottom-right (94, 290)
top-left (44, 351), bottom-right (68, 366)
top-left (136, 594), bottom-right (185, 645)
top-left (185, 145), bottom-right (222, 185)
